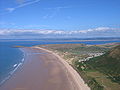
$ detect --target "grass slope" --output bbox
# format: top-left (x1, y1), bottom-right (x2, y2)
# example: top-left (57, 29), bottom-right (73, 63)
top-left (87, 45), bottom-right (120, 84)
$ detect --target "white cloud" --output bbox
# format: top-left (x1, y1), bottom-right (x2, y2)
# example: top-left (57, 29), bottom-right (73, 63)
top-left (46, 6), bottom-right (70, 10)
top-left (43, 6), bottom-right (70, 19)
top-left (0, 30), bottom-right (12, 35)
top-left (6, 0), bottom-right (41, 13)
top-left (6, 8), bottom-right (15, 12)
top-left (79, 27), bottom-right (115, 33)
top-left (94, 27), bottom-right (111, 31)
top-left (0, 27), bottom-right (119, 36)
top-left (16, 0), bottom-right (25, 4)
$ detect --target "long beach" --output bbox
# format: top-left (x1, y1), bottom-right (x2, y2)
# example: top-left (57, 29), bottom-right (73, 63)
top-left (0, 47), bottom-right (90, 90)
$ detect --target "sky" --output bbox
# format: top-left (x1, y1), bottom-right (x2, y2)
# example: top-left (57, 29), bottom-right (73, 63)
top-left (0, 0), bottom-right (120, 30)
top-left (0, 0), bottom-right (120, 39)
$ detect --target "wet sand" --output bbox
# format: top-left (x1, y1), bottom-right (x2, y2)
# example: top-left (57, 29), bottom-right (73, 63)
top-left (0, 47), bottom-right (90, 90)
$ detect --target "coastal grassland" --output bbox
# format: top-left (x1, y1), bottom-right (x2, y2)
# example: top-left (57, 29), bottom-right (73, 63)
top-left (85, 45), bottom-right (120, 87)
top-left (75, 59), bottom-right (120, 90)
top-left (37, 44), bottom-right (120, 90)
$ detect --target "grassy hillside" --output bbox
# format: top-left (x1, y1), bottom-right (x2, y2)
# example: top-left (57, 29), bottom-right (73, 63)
top-left (87, 45), bottom-right (120, 84)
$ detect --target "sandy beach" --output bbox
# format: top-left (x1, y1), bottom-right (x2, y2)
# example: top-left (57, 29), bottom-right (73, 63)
top-left (0, 47), bottom-right (90, 90)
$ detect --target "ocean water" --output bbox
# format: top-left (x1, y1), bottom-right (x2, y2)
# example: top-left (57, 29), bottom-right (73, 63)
top-left (0, 43), bottom-right (24, 85)
top-left (0, 40), bottom-right (120, 85)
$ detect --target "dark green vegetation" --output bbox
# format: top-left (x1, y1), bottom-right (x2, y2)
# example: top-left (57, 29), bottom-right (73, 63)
top-left (38, 43), bottom-right (120, 90)
top-left (75, 45), bottom-right (120, 90)
top-left (86, 45), bottom-right (120, 84)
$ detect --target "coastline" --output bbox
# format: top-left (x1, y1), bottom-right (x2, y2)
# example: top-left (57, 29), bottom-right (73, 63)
top-left (0, 48), bottom-right (25, 86)
top-left (0, 46), bottom-right (90, 90)
top-left (39, 44), bottom-right (120, 90)
top-left (34, 46), bottom-right (90, 90)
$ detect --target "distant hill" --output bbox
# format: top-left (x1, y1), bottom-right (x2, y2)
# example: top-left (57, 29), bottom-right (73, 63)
top-left (108, 45), bottom-right (120, 59)
top-left (87, 45), bottom-right (120, 83)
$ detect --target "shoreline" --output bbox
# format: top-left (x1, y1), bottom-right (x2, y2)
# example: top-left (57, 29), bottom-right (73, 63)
top-left (0, 46), bottom-right (90, 90)
top-left (34, 46), bottom-right (90, 90)
top-left (0, 48), bottom-right (25, 86)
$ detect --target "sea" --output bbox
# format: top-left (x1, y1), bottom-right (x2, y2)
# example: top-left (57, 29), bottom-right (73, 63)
top-left (0, 39), bottom-right (120, 85)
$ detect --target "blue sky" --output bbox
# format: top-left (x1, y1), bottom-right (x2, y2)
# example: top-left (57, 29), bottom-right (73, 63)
top-left (0, 0), bottom-right (120, 30)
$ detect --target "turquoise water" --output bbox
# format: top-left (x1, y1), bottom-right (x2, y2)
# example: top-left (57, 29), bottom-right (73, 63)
top-left (0, 40), bottom-right (120, 85)
top-left (0, 44), bottom-right (24, 85)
